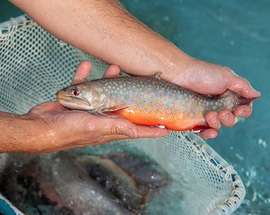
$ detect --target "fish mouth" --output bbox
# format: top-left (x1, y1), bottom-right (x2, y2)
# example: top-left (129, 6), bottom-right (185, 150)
top-left (56, 90), bottom-right (92, 110)
top-left (58, 98), bottom-right (92, 111)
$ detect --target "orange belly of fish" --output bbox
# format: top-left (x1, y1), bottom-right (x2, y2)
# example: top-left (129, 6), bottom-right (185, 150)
top-left (117, 108), bottom-right (206, 131)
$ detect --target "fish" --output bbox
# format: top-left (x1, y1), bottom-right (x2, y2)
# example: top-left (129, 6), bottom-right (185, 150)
top-left (74, 155), bottom-right (141, 210)
top-left (1, 152), bottom-right (169, 215)
top-left (103, 151), bottom-right (169, 207)
top-left (1, 154), bottom-right (75, 215)
top-left (75, 152), bottom-right (170, 213)
top-left (104, 152), bottom-right (169, 192)
top-left (38, 152), bottom-right (134, 215)
top-left (56, 72), bottom-right (254, 131)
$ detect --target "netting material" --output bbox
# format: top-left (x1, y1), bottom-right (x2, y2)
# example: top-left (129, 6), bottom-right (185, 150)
top-left (0, 14), bottom-right (245, 215)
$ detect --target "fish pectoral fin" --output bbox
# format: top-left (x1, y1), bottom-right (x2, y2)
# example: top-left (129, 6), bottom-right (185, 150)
top-left (96, 106), bottom-right (129, 117)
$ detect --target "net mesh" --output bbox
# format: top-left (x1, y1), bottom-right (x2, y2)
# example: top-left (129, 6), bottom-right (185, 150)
top-left (0, 14), bottom-right (245, 215)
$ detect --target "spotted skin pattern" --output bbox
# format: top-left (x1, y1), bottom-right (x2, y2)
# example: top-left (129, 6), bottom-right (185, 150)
top-left (98, 73), bottom-right (250, 130)
top-left (57, 73), bottom-right (252, 131)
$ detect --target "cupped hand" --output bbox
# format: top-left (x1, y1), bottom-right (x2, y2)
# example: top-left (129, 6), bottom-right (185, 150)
top-left (27, 60), bottom-right (168, 153)
top-left (169, 57), bottom-right (260, 139)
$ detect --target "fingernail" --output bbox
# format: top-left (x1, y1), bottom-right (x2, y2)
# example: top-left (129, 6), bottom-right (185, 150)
top-left (221, 112), bottom-right (230, 120)
top-left (209, 115), bottom-right (218, 123)
top-left (238, 110), bottom-right (246, 117)
top-left (126, 128), bottom-right (135, 138)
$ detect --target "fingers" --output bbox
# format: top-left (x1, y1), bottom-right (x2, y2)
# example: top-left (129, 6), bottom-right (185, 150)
top-left (201, 108), bottom-right (254, 140)
top-left (225, 67), bottom-right (260, 98)
top-left (197, 129), bottom-right (217, 139)
top-left (202, 111), bottom-right (221, 139)
top-left (215, 105), bottom-right (252, 128)
top-left (90, 125), bottom-right (168, 145)
top-left (205, 111), bottom-right (221, 130)
top-left (102, 65), bottom-right (120, 78)
top-left (135, 125), bottom-right (169, 138)
top-left (71, 60), bottom-right (91, 85)
top-left (233, 103), bottom-right (253, 118)
top-left (71, 61), bottom-right (120, 84)
top-left (217, 110), bottom-right (236, 127)
top-left (101, 118), bottom-right (168, 138)
top-left (203, 105), bottom-right (252, 139)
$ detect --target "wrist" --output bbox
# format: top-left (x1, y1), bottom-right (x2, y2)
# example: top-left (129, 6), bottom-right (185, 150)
top-left (0, 112), bottom-right (54, 153)
top-left (150, 42), bottom-right (194, 85)
top-left (0, 112), bottom-right (30, 153)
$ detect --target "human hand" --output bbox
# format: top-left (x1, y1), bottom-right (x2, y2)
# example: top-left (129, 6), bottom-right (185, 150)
top-left (167, 57), bottom-right (260, 139)
top-left (27, 61), bottom-right (168, 153)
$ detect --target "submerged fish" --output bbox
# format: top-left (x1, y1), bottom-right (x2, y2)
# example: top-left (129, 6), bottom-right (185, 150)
top-left (75, 155), bottom-right (141, 209)
top-left (75, 153), bottom-right (170, 212)
top-left (1, 152), bottom-right (169, 215)
top-left (38, 152), bottom-right (133, 215)
top-left (1, 154), bottom-right (75, 215)
top-left (104, 152), bottom-right (169, 192)
top-left (56, 73), bottom-right (254, 130)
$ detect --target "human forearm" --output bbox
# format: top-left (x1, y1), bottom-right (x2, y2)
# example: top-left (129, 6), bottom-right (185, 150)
top-left (0, 111), bottom-right (68, 153)
top-left (0, 111), bottom-right (37, 153)
top-left (9, 0), bottom-right (189, 79)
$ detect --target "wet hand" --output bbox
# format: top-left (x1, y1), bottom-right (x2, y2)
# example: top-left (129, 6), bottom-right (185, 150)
top-left (170, 57), bottom-right (260, 139)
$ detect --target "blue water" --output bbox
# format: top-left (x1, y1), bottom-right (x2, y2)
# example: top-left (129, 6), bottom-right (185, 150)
top-left (0, 1), bottom-right (23, 23)
top-left (120, 1), bottom-right (270, 214)
top-left (1, 0), bottom-right (270, 214)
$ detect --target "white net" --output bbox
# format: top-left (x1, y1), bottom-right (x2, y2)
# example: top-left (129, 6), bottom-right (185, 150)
top-left (0, 14), bottom-right (245, 215)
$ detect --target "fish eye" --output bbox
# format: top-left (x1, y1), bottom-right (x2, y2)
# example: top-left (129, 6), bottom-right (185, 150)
top-left (72, 88), bottom-right (80, 96)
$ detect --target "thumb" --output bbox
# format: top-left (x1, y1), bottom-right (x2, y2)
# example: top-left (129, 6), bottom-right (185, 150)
top-left (99, 118), bottom-right (139, 138)
top-left (225, 69), bottom-right (260, 98)
top-left (97, 117), bottom-right (168, 139)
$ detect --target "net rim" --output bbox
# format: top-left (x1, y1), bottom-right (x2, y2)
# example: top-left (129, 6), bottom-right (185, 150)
top-left (0, 14), bottom-right (33, 36)
top-left (183, 131), bottom-right (246, 215)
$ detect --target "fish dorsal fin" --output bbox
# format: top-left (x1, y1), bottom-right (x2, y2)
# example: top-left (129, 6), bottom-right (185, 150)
top-left (154, 72), bottom-right (162, 80)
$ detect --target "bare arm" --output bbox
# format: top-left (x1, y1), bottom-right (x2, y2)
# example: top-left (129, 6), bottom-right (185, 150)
top-left (9, 0), bottom-right (260, 140)
top-left (0, 111), bottom-right (41, 153)
top-left (9, 0), bottom-right (182, 76)
top-left (0, 112), bottom-right (22, 153)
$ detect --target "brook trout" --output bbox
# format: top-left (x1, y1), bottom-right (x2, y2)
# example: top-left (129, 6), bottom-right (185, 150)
top-left (56, 73), bottom-right (253, 131)
top-left (39, 152), bottom-right (133, 215)
top-left (104, 152), bottom-right (169, 191)
top-left (104, 152), bottom-right (170, 206)
top-left (75, 155), bottom-right (141, 209)
top-left (75, 152), bottom-right (170, 212)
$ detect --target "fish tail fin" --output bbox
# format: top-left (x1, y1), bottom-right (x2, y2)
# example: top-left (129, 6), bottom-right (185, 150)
top-left (221, 90), bottom-right (258, 110)
top-left (238, 96), bottom-right (255, 106)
